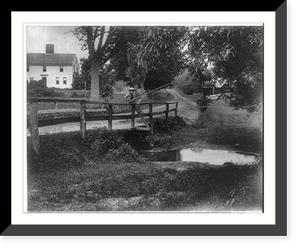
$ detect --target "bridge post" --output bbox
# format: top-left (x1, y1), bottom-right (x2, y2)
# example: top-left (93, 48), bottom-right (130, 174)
top-left (54, 101), bottom-right (58, 118)
top-left (108, 104), bottom-right (113, 130)
top-left (131, 104), bottom-right (136, 128)
top-left (149, 103), bottom-right (153, 134)
top-left (29, 102), bottom-right (40, 155)
top-left (80, 101), bottom-right (86, 139)
top-left (165, 103), bottom-right (169, 121)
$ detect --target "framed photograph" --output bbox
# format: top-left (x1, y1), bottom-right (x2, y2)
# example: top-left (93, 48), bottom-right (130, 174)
top-left (6, 3), bottom-right (286, 236)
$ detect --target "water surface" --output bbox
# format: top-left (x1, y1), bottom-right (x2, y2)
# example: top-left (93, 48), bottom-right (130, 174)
top-left (143, 148), bottom-right (257, 165)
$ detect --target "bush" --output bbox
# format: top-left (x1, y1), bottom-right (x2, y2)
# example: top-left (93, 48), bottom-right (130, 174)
top-left (71, 72), bottom-right (85, 90)
top-left (180, 80), bottom-right (200, 95)
top-left (85, 128), bottom-right (125, 156)
top-left (145, 134), bottom-right (172, 149)
top-left (27, 80), bottom-right (55, 97)
top-left (194, 95), bottom-right (212, 112)
top-left (114, 80), bottom-right (128, 92)
top-left (105, 143), bottom-right (145, 164)
top-left (27, 128), bottom-right (146, 170)
top-left (27, 116), bottom-right (188, 170)
top-left (175, 72), bottom-right (201, 95)
top-left (153, 116), bottom-right (187, 133)
top-left (70, 92), bottom-right (86, 98)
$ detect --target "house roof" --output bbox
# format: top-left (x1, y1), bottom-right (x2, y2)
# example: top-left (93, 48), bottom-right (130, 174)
top-left (27, 53), bottom-right (77, 66)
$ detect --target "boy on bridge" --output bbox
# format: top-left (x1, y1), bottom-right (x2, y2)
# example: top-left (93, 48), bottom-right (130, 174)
top-left (124, 87), bottom-right (150, 130)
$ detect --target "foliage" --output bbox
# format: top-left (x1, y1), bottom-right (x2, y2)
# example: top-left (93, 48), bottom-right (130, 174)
top-left (98, 64), bottom-right (116, 99)
top-left (114, 80), bottom-right (128, 92)
top-left (80, 59), bottom-right (116, 99)
top-left (74, 25), bottom-right (263, 111)
top-left (129, 26), bottom-right (188, 70)
top-left (109, 26), bottom-right (140, 82)
top-left (85, 128), bottom-right (125, 156)
top-left (176, 76), bottom-right (201, 95)
top-left (194, 95), bottom-right (212, 112)
top-left (105, 143), bottom-right (145, 164)
top-left (69, 92), bottom-right (87, 98)
top-left (73, 26), bottom-right (118, 67)
top-left (152, 116), bottom-right (187, 133)
top-left (71, 72), bottom-right (85, 90)
top-left (110, 26), bottom-right (186, 90)
top-left (73, 26), bottom-right (119, 100)
top-left (27, 99), bottom-right (262, 211)
top-left (27, 161), bottom-right (262, 211)
top-left (136, 27), bottom-right (186, 90)
top-left (27, 79), bottom-right (55, 97)
top-left (80, 57), bottom-right (91, 88)
top-left (187, 26), bottom-right (263, 112)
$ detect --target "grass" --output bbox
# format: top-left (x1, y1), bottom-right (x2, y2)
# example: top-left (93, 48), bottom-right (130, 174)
top-left (28, 161), bottom-right (262, 212)
top-left (27, 97), bottom-right (263, 212)
top-left (165, 99), bottom-right (263, 152)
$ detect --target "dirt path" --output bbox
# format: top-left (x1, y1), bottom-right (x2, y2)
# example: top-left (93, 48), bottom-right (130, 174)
top-left (166, 89), bottom-right (198, 123)
top-left (27, 89), bottom-right (198, 136)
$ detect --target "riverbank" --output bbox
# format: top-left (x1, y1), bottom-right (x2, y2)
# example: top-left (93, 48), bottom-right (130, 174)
top-left (28, 160), bottom-right (262, 212)
top-left (27, 94), bottom-right (262, 212)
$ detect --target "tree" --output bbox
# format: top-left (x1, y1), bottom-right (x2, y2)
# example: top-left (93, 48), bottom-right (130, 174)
top-left (131, 26), bottom-right (263, 112)
top-left (80, 58), bottom-right (116, 99)
top-left (73, 26), bottom-right (118, 100)
top-left (143, 44), bottom-right (185, 90)
top-left (187, 26), bottom-right (263, 112)
top-left (111, 26), bottom-right (187, 90)
top-left (109, 26), bottom-right (148, 89)
top-left (109, 26), bottom-right (140, 82)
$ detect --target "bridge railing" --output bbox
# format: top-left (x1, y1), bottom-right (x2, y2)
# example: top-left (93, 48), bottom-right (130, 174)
top-left (27, 97), bottom-right (179, 155)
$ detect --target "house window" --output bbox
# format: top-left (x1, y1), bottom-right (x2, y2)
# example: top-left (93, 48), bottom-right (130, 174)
top-left (63, 77), bottom-right (67, 85)
top-left (60, 66), bottom-right (64, 72)
top-left (27, 66), bottom-right (29, 72)
top-left (42, 66), bottom-right (47, 72)
top-left (56, 77), bottom-right (60, 85)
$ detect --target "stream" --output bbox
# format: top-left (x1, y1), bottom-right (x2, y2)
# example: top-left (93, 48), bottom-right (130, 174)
top-left (141, 148), bottom-right (257, 165)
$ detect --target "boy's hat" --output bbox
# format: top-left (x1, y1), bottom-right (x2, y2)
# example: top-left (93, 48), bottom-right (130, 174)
top-left (129, 87), bottom-right (136, 91)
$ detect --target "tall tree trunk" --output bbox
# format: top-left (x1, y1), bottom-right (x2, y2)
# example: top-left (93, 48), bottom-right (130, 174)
top-left (90, 63), bottom-right (100, 100)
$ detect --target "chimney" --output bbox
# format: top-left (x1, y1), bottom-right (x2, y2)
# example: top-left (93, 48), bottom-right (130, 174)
top-left (45, 44), bottom-right (54, 54)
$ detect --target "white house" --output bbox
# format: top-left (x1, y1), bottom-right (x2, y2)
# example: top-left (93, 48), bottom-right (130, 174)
top-left (27, 44), bottom-right (79, 89)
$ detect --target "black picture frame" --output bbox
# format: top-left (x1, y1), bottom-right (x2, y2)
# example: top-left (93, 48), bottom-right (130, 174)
top-left (1, 1), bottom-right (288, 237)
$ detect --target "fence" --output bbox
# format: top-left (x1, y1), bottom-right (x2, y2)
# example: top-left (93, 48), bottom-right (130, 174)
top-left (27, 97), bottom-right (179, 155)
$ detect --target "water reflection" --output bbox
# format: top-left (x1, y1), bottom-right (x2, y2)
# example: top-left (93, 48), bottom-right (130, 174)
top-left (143, 148), bottom-right (257, 165)
top-left (179, 149), bottom-right (256, 165)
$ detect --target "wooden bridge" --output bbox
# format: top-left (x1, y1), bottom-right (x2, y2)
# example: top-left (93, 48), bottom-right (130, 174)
top-left (27, 97), bottom-right (179, 155)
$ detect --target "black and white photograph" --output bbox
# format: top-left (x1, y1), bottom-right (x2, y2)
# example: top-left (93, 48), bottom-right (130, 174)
top-left (26, 24), bottom-right (263, 213)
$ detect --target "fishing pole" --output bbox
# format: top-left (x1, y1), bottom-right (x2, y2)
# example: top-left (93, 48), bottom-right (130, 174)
top-left (129, 82), bottom-right (172, 103)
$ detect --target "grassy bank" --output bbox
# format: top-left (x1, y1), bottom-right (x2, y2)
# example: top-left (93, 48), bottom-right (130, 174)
top-left (28, 161), bottom-right (262, 212)
top-left (27, 109), bottom-right (262, 211)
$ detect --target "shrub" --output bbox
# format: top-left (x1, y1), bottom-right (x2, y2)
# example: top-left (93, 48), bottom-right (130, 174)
top-left (175, 72), bottom-right (201, 95)
top-left (69, 92), bottom-right (88, 98)
top-left (145, 134), bottom-right (172, 149)
top-left (153, 116), bottom-right (187, 133)
top-left (71, 72), bottom-right (85, 90)
top-left (27, 80), bottom-right (55, 97)
top-left (114, 80), bottom-right (128, 92)
top-left (85, 128), bottom-right (125, 156)
top-left (180, 80), bottom-right (199, 95)
top-left (194, 95), bottom-right (212, 112)
top-left (105, 143), bottom-right (145, 164)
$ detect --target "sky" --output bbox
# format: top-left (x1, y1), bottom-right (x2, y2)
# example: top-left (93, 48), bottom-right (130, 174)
top-left (26, 26), bottom-right (89, 59)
